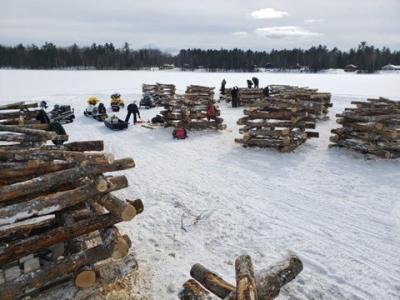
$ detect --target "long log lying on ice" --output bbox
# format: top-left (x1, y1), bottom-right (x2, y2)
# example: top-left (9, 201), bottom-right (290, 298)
top-left (0, 158), bottom-right (135, 203)
top-left (0, 212), bottom-right (122, 265)
top-left (235, 255), bottom-right (258, 300)
top-left (0, 176), bottom-right (128, 226)
top-left (336, 113), bottom-right (400, 122)
top-left (0, 227), bottom-right (125, 300)
top-left (255, 255), bottom-right (303, 299)
top-left (190, 263), bottom-right (235, 298)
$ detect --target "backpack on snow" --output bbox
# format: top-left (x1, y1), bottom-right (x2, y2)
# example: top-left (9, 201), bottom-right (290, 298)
top-left (173, 128), bottom-right (187, 139)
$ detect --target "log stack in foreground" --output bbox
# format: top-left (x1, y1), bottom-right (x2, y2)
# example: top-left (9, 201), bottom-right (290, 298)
top-left (179, 254), bottom-right (303, 300)
top-left (330, 97), bottom-right (400, 158)
top-left (235, 99), bottom-right (318, 152)
top-left (0, 116), bottom-right (143, 298)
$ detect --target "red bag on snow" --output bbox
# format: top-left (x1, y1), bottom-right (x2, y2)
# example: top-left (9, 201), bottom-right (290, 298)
top-left (173, 128), bottom-right (187, 139)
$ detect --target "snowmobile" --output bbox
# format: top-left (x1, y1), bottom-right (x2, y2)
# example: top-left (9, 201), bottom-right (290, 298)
top-left (84, 104), bottom-right (107, 121)
top-left (48, 105), bottom-right (75, 124)
top-left (104, 115), bottom-right (128, 130)
top-left (139, 93), bottom-right (155, 109)
top-left (110, 93), bottom-right (125, 112)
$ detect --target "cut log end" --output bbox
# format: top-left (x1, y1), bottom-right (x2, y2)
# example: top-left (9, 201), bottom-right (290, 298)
top-left (74, 266), bottom-right (97, 289)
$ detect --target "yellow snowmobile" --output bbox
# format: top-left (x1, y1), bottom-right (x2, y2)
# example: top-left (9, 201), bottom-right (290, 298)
top-left (110, 93), bottom-right (125, 112)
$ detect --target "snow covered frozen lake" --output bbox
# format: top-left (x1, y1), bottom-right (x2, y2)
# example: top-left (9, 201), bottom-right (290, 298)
top-left (0, 70), bottom-right (399, 299)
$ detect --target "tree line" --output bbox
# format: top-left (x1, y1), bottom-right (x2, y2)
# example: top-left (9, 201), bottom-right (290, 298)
top-left (0, 42), bottom-right (399, 72)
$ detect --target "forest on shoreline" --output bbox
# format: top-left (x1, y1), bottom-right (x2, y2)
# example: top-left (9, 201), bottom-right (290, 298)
top-left (1, 42), bottom-right (399, 72)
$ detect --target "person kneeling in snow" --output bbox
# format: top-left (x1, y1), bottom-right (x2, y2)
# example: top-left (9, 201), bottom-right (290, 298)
top-left (125, 101), bottom-right (141, 124)
top-left (206, 100), bottom-right (217, 121)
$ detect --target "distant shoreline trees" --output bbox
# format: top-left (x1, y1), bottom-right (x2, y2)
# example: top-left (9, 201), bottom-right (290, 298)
top-left (0, 42), bottom-right (399, 73)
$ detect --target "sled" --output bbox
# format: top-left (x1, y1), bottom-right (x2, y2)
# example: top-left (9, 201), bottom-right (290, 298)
top-left (141, 123), bottom-right (161, 130)
top-left (104, 118), bottom-right (129, 130)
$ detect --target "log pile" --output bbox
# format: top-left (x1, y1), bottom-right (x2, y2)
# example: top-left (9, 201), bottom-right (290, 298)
top-left (179, 254), bottom-right (303, 300)
top-left (160, 85), bottom-right (226, 130)
top-left (330, 97), bottom-right (400, 158)
top-left (269, 85), bottom-right (332, 120)
top-left (0, 115), bottom-right (143, 298)
top-left (184, 85), bottom-right (226, 130)
top-left (221, 88), bottom-right (264, 106)
top-left (235, 99), bottom-right (319, 152)
top-left (156, 83), bottom-right (176, 105)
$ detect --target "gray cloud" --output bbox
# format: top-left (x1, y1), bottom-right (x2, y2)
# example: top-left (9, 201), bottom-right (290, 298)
top-left (0, 0), bottom-right (399, 51)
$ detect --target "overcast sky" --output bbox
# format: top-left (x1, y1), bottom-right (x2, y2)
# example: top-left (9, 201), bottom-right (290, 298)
top-left (0, 0), bottom-right (399, 52)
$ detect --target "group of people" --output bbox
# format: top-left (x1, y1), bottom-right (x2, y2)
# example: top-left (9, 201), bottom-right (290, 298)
top-left (220, 78), bottom-right (270, 108)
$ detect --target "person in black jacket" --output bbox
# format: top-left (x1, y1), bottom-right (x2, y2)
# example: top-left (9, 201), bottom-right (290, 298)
top-left (125, 101), bottom-right (141, 124)
top-left (220, 79), bottom-right (227, 95)
top-left (263, 86), bottom-right (270, 97)
top-left (231, 86), bottom-right (240, 108)
top-left (252, 77), bottom-right (259, 89)
top-left (247, 80), bottom-right (253, 88)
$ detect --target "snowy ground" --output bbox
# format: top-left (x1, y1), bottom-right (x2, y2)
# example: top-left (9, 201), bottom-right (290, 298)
top-left (1, 70), bottom-right (400, 299)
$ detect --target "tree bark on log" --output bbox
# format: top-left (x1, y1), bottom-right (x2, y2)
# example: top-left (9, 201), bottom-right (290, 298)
top-left (179, 279), bottom-right (210, 300)
top-left (256, 255), bottom-right (303, 299)
top-left (235, 255), bottom-right (258, 300)
top-left (97, 194), bottom-right (137, 221)
top-left (0, 215), bottom-right (55, 242)
top-left (40, 140), bottom-right (104, 152)
top-left (0, 110), bottom-right (38, 120)
top-left (190, 263), bottom-right (235, 298)
top-left (0, 124), bottom-right (57, 139)
top-left (100, 226), bottom-right (131, 259)
top-left (0, 148), bottom-right (114, 164)
top-left (0, 161), bottom-right (76, 185)
top-left (0, 175), bottom-right (128, 226)
top-left (0, 102), bottom-right (38, 110)
top-left (0, 158), bottom-right (134, 203)
top-left (0, 133), bottom-right (47, 143)
top-left (0, 212), bottom-right (123, 265)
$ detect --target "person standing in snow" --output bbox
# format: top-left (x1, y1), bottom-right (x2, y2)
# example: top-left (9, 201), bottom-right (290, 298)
top-left (263, 86), bottom-right (270, 97)
top-left (220, 79), bottom-right (227, 95)
top-left (125, 101), bottom-right (141, 124)
top-left (247, 79), bottom-right (253, 88)
top-left (231, 86), bottom-right (240, 108)
top-left (252, 77), bottom-right (259, 89)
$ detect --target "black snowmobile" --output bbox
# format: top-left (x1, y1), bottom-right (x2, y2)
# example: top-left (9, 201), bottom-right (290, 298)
top-left (104, 115), bottom-right (128, 130)
top-left (48, 105), bottom-right (75, 124)
top-left (139, 93), bottom-right (155, 109)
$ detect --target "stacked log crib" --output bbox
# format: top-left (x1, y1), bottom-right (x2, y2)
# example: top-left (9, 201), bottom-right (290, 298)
top-left (269, 85), bottom-right (332, 120)
top-left (161, 85), bottom-right (226, 130)
top-left (330, 97), bottom-right (400, 158)
top-left (235, 98), bottom-right (319, 152)
top-left (0, 102), bottom-right (143, 299)
top-left (179, 254), bottom-right (303, 300)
